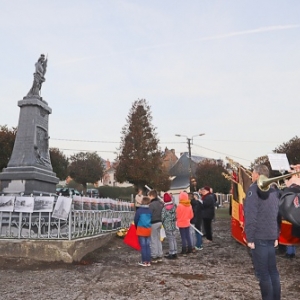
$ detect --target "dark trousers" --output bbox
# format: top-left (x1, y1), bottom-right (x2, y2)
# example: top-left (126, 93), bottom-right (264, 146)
top-left (179, 227), bottom-right (192, 248)
top-left (251, 239), bottom-right (281, 300)
top-left (203, 218), bottom-right (213, 241)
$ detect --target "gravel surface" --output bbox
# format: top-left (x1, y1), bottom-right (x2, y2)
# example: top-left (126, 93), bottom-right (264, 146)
top-left (0, 209), bottom-right (299, 300)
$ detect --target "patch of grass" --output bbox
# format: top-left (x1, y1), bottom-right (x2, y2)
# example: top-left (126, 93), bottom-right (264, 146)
top-left (215, 207), bottom-right (231, 219)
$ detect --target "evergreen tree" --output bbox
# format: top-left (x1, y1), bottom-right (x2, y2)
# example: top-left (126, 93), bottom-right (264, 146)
top-left (115, 99), bottom-right (170, 191)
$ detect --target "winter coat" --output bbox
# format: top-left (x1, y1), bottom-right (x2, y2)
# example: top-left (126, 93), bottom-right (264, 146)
top-left (161, 203), bottom-right (177, 231)
top-left (176, 203), bottom-right (193, 228)
top-left (149, 198), bottom-right (163, 224)
top-left (244, 182), bottom-right (279, 243)
top-left (202, 193), bottom-right (215, 219)
top-left (134, 205), bottom-right (152, 237)
top-left (190, 199), bottom-right (203, 229)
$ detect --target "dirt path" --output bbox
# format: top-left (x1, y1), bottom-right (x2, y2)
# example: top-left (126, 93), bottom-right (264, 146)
top-left (0, 209), bottom-right (299, 299)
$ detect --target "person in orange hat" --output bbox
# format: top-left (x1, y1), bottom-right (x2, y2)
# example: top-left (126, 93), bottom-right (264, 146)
top-left (161, 192), bottom-right (178, 259)
top-left (176, 191), bottom-right (194, 255)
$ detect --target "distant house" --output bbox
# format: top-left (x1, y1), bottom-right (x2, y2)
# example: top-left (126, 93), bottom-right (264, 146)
top-left (162, 147), bottom-right (178, 171)
top-left (167, 152), bottom-right (207, 200)
top-left (97, 160), bottom-right (132, 188)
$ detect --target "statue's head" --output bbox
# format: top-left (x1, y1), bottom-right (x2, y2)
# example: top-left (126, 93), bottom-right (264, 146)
top-left (39, 54), bottom-right (45, 62)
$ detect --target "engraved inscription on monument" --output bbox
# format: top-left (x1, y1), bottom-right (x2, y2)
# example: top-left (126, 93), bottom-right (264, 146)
top-left (35, 126), bottom-right (51, 167)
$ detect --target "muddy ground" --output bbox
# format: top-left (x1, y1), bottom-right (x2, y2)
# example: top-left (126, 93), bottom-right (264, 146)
top-left (0, 208), bottom-right (299, 300)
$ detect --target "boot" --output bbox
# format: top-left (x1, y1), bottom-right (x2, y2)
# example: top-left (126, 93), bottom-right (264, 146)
top-left (187, 246), bottom-right (193, 254)
top-left (180, 247), bottom-right (187, 255)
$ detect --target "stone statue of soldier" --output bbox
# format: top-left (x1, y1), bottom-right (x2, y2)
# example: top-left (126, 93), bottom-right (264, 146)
top-left (26, 54), bottom-right (48, 98)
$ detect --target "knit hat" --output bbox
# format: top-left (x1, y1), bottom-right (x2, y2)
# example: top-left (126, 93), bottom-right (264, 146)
top-left (163, 193), bottom-right (172, 203)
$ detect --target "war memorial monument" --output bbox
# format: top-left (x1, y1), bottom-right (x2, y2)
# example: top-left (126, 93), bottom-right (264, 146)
top-left (0, 57), bottom-right (133, 263)
top-left (0, 54), bottom-right (59, 194)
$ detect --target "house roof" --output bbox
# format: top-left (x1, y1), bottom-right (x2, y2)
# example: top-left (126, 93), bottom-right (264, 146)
top-left (169, 175), bottom-right (189, 190)
top-left (169, 152), bottom-right (207, 177)
top-left (167, 152), bottom-right (208, 192)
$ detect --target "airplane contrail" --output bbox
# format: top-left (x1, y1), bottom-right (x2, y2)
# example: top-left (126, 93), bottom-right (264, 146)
top-left (197, 24), bottom-right (300, 42)
top-left (55, 24), bottom-right (300, 66)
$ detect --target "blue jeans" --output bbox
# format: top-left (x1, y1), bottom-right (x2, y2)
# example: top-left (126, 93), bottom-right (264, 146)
top-left (195, 230), bottom-right (202, 248)
top-left (138, 236), bottom-right (151, 263)
top-left (251, 239), bottom-right (281, 300)
top-left (179, 227), bottom-right (192, 248)
top-left (286, 245), bottom-right (296, 255)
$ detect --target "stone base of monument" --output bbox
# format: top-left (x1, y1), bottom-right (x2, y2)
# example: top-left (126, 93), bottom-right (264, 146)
top-left (0, 233), bottom-right (113, 263)
top-left (0, 166), bottom-right (58, 195)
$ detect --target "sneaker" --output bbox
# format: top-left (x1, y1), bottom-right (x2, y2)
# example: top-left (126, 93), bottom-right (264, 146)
top-left (146, 262), bottom-right (151, 267)
top-left (151, 257), bottom-right (158, 263)
top-left (138, 262), bottom-right (148, 267)
top-left (165, 254), bottom-right (174, 259)
top-left (156, 257), bottom-right (163, 262)
top-left (195, 246), bottom-right (203, 251)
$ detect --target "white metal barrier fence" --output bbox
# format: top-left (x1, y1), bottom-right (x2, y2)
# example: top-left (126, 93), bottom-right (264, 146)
top-left (0, 196), bottom-right (134, 240)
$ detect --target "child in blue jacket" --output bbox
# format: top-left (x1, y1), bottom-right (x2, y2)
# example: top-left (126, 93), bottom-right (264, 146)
top-left (134, 196), bottom-right (152, 267)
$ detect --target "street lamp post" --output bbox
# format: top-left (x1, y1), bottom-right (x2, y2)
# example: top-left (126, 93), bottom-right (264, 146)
top-left (175, 133), bottom-right (205, 191)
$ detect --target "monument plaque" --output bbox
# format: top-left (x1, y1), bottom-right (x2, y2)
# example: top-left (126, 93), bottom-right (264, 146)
top-left (0, 54), bottom-right (59, 194)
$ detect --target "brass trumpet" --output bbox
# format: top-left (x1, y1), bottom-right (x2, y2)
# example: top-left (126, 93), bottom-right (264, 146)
top-left (257, 171), bottom-right (300, 191)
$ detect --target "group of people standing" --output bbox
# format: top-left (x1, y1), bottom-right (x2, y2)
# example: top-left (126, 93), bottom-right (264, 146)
top-left (134, 187), bottom-right (217, 267)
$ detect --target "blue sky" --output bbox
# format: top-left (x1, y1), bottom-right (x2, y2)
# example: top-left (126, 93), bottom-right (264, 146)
top-left (1, 1), bottom-right (300, 168)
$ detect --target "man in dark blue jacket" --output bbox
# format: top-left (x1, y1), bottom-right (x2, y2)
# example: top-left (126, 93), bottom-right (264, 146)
top-left (244, 164), bottom-right (281, 300)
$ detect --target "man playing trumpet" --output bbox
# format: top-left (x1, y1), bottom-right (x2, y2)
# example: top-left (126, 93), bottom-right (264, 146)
top-left (244, 164), bottom-right (281, 300)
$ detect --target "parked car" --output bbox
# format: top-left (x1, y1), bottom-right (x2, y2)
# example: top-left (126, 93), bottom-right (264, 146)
top-left (56, 187), bottom-right (81, 197)
top-left (86, 188), bottom-right (99, 198)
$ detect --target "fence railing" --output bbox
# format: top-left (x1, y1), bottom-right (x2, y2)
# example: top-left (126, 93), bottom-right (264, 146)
top-left (215, 193), bottom-right (232, 207)
top-left (0, 196), bottom-right (134, 240)
top-left (0, 210), bottom-right (134, 240)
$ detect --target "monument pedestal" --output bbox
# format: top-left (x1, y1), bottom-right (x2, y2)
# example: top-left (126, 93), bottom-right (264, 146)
top-left (0, 97), bottom-right (59, 195)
